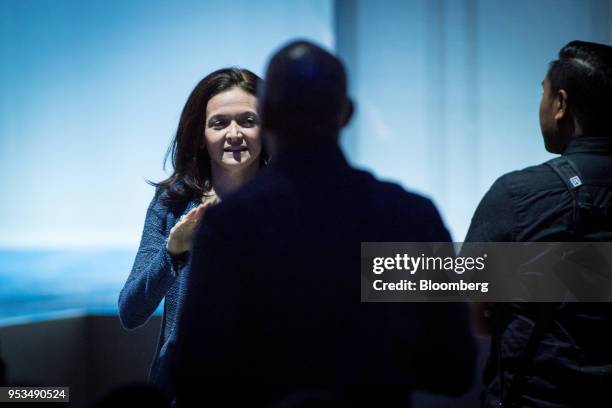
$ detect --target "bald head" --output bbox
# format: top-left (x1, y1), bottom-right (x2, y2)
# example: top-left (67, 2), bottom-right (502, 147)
top-left (259, 40), bottom-right (352, 147)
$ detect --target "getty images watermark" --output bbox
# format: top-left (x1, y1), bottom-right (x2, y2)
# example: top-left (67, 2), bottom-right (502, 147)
top-left (371, 251), bottom-right (489, 293)
top-left (361, 242), bottom-right (612, 302)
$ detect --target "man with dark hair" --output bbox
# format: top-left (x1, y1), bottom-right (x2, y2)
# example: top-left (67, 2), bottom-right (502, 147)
top-left (467, 40), bottom-right (612, 407)
top-left (171, 40), bottom-right (477, 407)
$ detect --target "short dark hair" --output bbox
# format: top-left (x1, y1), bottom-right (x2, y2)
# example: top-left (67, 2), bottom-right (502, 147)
top-left (547, 40), bottom-right (612, 135)
top-left (151, 67), bottom-right (265, 209)
top-left (260, 40), bottom-right (348, 140)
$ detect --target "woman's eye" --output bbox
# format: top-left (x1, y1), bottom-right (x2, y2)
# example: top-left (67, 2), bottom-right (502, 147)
top-left (240, 115), bottom-right (259, 127)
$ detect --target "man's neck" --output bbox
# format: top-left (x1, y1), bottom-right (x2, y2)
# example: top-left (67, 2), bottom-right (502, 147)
top-left (210, 160), bottom-right (259, 200)
top-left (571, 118), bottom-right (585, 138)
top-left (269, 135), bottom-right (340, 157)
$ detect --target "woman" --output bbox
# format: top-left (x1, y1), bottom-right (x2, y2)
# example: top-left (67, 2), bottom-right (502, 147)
top-left (118, 67), bottom-right (265, 397)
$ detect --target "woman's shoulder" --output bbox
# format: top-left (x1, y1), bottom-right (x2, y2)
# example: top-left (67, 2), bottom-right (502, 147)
top-left (149, 185), bottom-right (171, 210)
top-left (143, 186), bottom-right (180, 224)
top-left (150, 184), bottom-right (199, 219)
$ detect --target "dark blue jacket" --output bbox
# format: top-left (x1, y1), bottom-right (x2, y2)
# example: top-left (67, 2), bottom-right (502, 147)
top-left (118, 188), bottom-right (198, 398)
top-left (170, 144), bottom-right (477, 407)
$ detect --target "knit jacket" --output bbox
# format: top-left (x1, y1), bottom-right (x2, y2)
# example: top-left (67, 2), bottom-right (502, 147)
top-left (118, 187), bottom-right (199, 396)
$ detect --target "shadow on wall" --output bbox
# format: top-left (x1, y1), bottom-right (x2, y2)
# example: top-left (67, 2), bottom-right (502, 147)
top-left (0, 315), bottom-right (489, 408)
top-left (92, 384), bottom-right (169, 408)
top-left (0, 315), bottom-right (161, 408)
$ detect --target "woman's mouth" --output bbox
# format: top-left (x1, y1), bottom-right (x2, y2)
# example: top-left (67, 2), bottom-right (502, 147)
top-left (224, 146), bottom-right (248, 153)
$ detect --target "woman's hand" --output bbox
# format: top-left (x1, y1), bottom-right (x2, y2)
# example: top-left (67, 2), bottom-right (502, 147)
top-left (166, 203), bottom-right (210, 255)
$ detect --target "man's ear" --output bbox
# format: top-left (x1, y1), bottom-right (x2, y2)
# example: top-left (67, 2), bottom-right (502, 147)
top-left (341, 98), bottom-right (354, 128)
top-left (554, 89), bottom-right (568, 121)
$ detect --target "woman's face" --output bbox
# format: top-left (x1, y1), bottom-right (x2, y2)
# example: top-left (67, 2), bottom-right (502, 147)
top-left (204, 87), bottom-right (261, 173)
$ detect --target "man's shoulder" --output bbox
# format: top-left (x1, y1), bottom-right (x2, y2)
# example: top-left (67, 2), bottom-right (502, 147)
top-left (499, 162), bottom-right (551, 181)
top-left (355, 171), bottom-right (449, 240)
top-left (204, 170), bottom-right (292, 221)
top-left (208, 167), bottom-right (439, 222)
top-left (360, 171), bottom-right (438, 214)
top-left (492, 161), bottom-right (563, 196)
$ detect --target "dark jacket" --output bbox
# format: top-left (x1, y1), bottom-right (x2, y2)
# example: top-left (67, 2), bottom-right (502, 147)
top-left (118, 188), bottom-right (198, 398)
top-left (466, 137), bottom-right (612, 407)
top-left (170, 143), bottom-right (477, 407)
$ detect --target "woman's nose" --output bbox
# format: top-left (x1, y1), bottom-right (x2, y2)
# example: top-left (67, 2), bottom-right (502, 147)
top-left (226, 121), bottom-right (243, 143)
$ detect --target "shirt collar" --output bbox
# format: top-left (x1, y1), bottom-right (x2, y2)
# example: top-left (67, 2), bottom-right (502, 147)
top-left (563, 137), bottom-right (612, 156)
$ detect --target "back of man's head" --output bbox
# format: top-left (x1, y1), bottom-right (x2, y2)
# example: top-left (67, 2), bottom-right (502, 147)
top-left (548, 40), bottom-right (612, 136)
top-left (259, 40), bottom-right (352, 146)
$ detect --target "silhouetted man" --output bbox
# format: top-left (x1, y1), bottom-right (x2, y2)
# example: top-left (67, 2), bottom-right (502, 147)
top-left (173, 40), bottom-right (476, 407)
top-left (466, 41), bottom-right (612, 407)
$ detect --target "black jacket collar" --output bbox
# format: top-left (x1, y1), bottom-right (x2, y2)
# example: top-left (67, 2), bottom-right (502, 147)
top-left (564, 137), bottom-right (612, 155)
